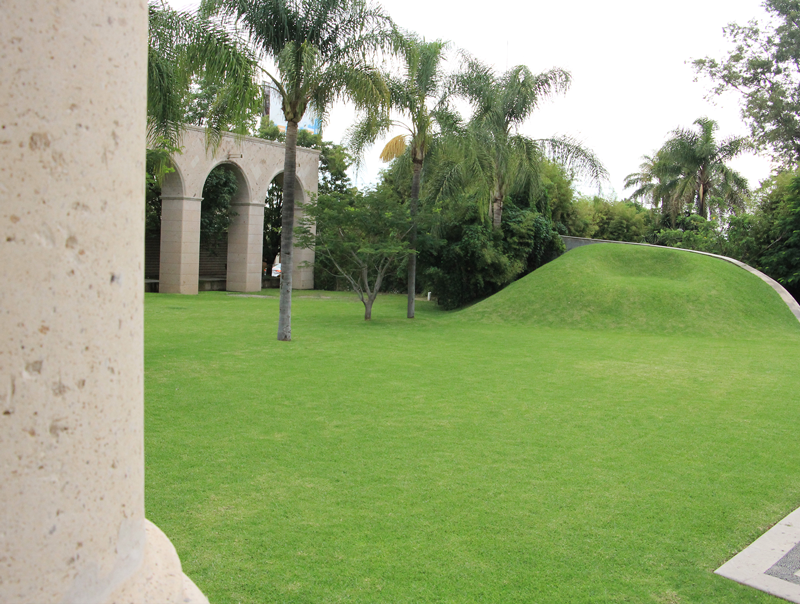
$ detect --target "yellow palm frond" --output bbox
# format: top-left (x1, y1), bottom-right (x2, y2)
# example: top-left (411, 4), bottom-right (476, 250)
top-left (380, 134), bottom-right (408, 162)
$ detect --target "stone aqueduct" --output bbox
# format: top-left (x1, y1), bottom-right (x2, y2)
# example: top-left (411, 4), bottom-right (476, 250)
top-left (159, 125), bottom-right (320, 295)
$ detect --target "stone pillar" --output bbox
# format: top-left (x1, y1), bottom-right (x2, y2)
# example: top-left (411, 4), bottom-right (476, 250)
top-left (291, 188), bottom-right (317, 291)
top-left (1, 2), bottom-right (206, 603)
top-left (227, 201), bottom-right (265, 292)
top-left (291, 228), bottom-right (317, 290)
top-left (159, 197), bottom-right (202, 295)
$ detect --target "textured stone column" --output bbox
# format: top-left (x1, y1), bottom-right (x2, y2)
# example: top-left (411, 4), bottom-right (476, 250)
top-left (291, 223), bottom-right (317, 290)
top-left (159, 197), bottom-right (202, 295)
top-left (1, 1), bottom-right (206, 603)
top-left (227, 201), bottom-right (265, 292)
top-left (291, 190), bottom-right (317, 291)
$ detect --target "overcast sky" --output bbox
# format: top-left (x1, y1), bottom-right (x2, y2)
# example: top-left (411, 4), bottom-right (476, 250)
top-left (168, 0), bottom-right (775, 197)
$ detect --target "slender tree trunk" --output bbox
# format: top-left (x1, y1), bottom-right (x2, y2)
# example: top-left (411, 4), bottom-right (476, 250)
top-left (698, 180), bottom-right (706, 219)
top-left (364, 298), bottom-right (373, 320)
top-left (407, 159), bottom-right (422, 319)
top-left (277, 120), bottom-right (299, 341)
top-left (491, 193), bottom-right (503, 229)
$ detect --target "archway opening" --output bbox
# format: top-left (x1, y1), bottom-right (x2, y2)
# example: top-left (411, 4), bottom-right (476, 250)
top-left (199, 164), bottom-right (239, 290)
top-left (145, 156), bottom-right (186, 292)
top-left (263, 173), bottom-right (283, 289)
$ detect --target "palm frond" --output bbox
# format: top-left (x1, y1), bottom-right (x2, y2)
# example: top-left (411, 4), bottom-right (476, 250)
top-left (380, 135), bottom-right (409, 162)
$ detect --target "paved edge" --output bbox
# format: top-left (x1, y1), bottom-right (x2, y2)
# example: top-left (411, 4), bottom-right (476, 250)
top-left (715, 507), bottom-right (800, 603)
top-left (560, 236), bottom-right (800, 323)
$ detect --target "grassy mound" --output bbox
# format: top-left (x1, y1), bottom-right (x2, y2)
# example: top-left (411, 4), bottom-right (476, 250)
top-left (463, 243), bottom-right (799, 336)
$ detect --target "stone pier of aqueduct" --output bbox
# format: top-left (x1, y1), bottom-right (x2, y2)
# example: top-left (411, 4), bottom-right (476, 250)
top-left (159, 125), bottom-right (319, 294)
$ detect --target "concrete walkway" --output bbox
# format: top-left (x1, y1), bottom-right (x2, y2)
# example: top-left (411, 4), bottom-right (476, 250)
top-left (716, 507), bottom-right (800, 602)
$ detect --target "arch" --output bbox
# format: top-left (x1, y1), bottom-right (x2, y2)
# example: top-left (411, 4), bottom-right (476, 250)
top-left (263, 170), bottom-right (315, 290)
top-left (161, 160), bottom-right (186, 198)
top-left (205, 159), bottom-right (252, 205)
top-left (153, 126), bottom-right (320, 294)
top-left (195, 162), bottom-right (248, 291)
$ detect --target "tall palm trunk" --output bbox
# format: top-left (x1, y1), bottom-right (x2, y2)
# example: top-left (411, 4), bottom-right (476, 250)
top-left (407, 159), bottom-right (422, 319)
top-left (277, 120), bottom-right (298, 341)
top-left (491, 180), bottom-right (504, 229)
top-left (491, 194), bottom-right (504, 229)
top-left (697, 176), bottom-right (706, 219)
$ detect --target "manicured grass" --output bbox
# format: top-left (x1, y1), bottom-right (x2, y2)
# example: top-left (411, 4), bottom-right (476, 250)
top-left (145, 245), bottom-right (800, 603)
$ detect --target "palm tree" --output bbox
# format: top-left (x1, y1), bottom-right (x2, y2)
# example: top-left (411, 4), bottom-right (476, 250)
top-left (454, 57), bottom-right (607, 229)
top-left (201, 0), bottom-right (394, 341)
top-left (147, 3), bottom-right (262, 157)
top-left (659, 117), bottom-right (751, 219)
top-left (624, 151), bottom-right (685, 227)
top-left (347, 33), bottom-right (449, 319)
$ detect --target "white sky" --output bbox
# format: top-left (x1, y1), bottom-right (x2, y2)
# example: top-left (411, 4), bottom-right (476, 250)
top-left (168, 0), bottom-right (775, 198)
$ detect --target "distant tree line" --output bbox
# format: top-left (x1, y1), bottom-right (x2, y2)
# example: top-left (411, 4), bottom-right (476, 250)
top-left (144, 0), bottom-right (800, 328)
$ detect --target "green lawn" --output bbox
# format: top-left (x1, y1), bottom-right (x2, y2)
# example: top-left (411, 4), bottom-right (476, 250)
top-left (145, 244), bottom-right (800, 603)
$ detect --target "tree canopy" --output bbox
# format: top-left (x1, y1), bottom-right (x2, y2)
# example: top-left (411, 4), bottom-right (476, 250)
top-left (347, 32), bottom-right (451, 318)
top-left (626, 118), bottom-right (750, 221)
top-left (694, 0), bottom-right (800, 165)
top-left (452, 57), bottom-right (607, 229)
top-left (147, 2), bottom-right (262, 153)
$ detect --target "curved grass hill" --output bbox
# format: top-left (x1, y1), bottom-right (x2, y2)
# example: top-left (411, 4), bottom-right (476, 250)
top-left (462, 243), bottom-right (800, 337)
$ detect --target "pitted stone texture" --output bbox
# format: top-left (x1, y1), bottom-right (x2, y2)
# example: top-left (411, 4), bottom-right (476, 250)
top-left (1, 2), bottom-right (205, 603)
top-left (160, 197), bottom-right (203, 295)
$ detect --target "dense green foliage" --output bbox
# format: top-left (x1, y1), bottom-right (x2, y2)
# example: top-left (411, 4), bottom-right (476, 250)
top-left (694, 0), bottom-right (800, 165)
top-left (200, 165), bottom-right (238, 249)
top-left (752, 172), bottom-right (800, 295)
top-left (145, 244), bottom-right (800, 604)
top-left (420, 204), bottom-right (564, 309)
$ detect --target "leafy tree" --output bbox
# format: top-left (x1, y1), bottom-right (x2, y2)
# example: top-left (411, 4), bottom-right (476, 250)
top-left (694, 0), bottom-right (800, 165)
top-left (348, 33), bottom-right (450, 319)
top-left (255, 115), bottom-right (286, 142)
top-left (453, 57), bottom-right (607, 228)
top-left (756, 173), bottom-right (800, 295)
top-left (184, 74), bottom-right (261, 134)
top-left (296, 190), bottom-right (412, 320)
top-left (588, 198), bottom-right (651, 243)
top-left (202, 0), bottom-right (393, 341)
top-left (624, 150), bottom-right (685, 227)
